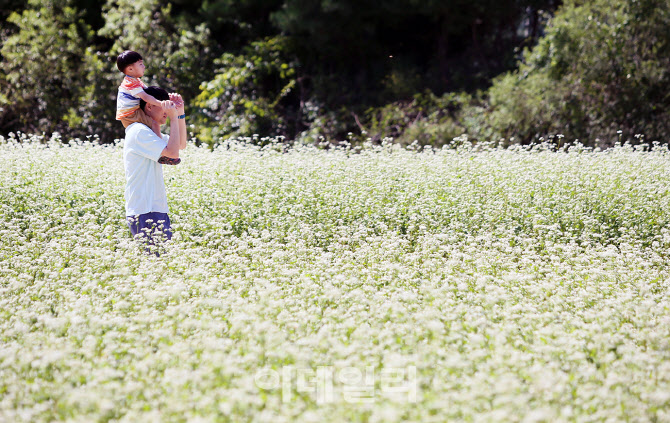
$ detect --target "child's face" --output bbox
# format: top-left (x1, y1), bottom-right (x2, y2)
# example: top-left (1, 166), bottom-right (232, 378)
top-left (125, 60), bottom-right (146, 77)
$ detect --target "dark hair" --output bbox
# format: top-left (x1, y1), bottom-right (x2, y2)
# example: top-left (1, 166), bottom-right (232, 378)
top-left (117, 50), bottom-right (143, 73)
top-left (140, 86), bottom-right (170, 111)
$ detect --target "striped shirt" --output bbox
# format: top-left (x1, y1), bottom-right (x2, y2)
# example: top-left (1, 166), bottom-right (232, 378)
top-left (116, 76), bottom-right (147, 119)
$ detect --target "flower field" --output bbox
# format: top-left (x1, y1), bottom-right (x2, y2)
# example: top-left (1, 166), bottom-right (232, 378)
top-left (1, 133), bottom-right (669, 422)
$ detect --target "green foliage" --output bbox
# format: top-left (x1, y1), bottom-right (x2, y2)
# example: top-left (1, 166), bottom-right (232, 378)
top-left (0, 0), bottom-right (216, 141)
top-left (197, 0), bottom-right (284, 50)
top-left (195, 36), bottom-right (299, 146)
top-left (355, 92), bottom-right (473, 147)
top-left (62, 49), bottom-right (117, 138)
top-left (476, 0), bottom-right (670, 145)
top-left (0, 0), bottom-right (94, 135)
top-left (0, 0), bottom-right (559, 144)
top-left (0, 0), bottom-right (26, 23)
top-left (272, 0), bottom-right (556, 106)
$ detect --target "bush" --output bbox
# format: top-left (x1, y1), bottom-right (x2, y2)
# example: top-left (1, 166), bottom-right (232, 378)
top-left (473, 0), bottom-right (670, 146)
top-left (195, 36), bottom-right (300, 147)
top-left (0, 0), bottom-right (95, 136)
top-left (356, 92), bottom-right (472, 147)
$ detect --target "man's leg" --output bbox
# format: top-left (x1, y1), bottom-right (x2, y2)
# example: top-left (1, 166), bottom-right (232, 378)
top-left (126, 212), bottom-right (173, 252)
top-left (151, 213), bottom-right (172, 240)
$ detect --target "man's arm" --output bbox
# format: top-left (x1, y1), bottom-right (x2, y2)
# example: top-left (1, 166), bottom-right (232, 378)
top-left (170, 93), bottom-right (187, 150)
top-left (161, 103), bottom-right (181, 159)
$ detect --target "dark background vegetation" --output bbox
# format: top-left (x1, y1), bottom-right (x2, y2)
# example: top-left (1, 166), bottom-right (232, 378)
top-left (0, 0), bottom-right (668, 147)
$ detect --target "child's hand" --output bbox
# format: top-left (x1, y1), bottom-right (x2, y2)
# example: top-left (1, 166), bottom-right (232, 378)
top-left (169, 93), bottom-right (184, 111)
top-left (160, 100), bottom-right (174, 109)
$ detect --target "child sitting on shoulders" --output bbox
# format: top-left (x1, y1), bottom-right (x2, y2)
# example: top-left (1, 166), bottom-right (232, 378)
top-left (116, 50), bottom-right (172, 130)
top-left (116, 50), bottom-right (180, 165)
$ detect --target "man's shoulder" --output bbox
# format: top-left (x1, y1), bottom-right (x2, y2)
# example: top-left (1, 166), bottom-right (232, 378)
top-left (126, 123), bottom-right (166, 140)
top-left (126, 122), bottom-right (154, 138)
top-left (126, 121), bottom-right (150, 133)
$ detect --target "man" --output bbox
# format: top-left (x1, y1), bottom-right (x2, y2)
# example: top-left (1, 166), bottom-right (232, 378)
top-left (123, 86), bottom-right (187, 249)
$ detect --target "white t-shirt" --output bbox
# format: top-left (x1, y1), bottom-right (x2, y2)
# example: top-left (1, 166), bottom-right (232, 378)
top-left (123, 122), bottom-right (169, 216)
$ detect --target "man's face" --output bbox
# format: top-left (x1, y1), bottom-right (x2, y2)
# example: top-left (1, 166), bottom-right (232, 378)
top-left (145, 103), bottom-right (168, 125)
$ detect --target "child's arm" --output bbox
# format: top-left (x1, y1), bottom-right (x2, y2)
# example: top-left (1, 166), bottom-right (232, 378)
top-left (137, 91), bottom-right (172, 108)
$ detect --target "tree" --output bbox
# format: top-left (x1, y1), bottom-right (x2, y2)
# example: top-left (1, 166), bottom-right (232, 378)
top-left (196, 0), bottom-right (284, 51)
top-left (480, 0), bottom-right (670, 146)
top-left (0, 0), bottom-right (95, 136)
top-left (272, 0), bottom-right (558, 105)
top-left (195, 36), bottom-right (300, 145)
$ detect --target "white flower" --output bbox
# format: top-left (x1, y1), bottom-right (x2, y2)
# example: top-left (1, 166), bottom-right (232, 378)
top-left (0, 137), bottom-right (668, 421)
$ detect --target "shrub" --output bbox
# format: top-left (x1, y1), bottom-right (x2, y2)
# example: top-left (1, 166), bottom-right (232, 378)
top-left (195, 36), bottom-right (300, 147)
top-left (355, 91), bottom-right (475, 147)
top-left (475, 0), bottom-right (670, 146)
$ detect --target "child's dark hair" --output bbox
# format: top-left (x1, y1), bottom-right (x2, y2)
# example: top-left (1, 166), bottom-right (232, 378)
top-left (117, 50), bottom-right (143, 73)
top-left (140, 86), bottom-right (170, 111)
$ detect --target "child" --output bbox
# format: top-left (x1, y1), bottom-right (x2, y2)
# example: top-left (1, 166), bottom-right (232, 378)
top-left (116, 50), bottom-right (169, 128)
top-left (116, 50), bottom-right (180, 165)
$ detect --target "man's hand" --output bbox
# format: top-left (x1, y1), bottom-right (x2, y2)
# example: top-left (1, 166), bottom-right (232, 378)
top-left (164, 100), bottom-right (179, 119)
top-left (160, 99), bottom-right (174, 110)
top-left (169, 93), bottom-right (184, 114)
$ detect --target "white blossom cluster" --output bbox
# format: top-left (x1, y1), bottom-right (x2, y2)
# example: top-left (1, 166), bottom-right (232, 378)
top-left (1, 133), bottom-right (669, 422)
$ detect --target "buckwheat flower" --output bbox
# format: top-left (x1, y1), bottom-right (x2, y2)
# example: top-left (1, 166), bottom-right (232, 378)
top-left (2, 137), bottom-right (670, 421)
